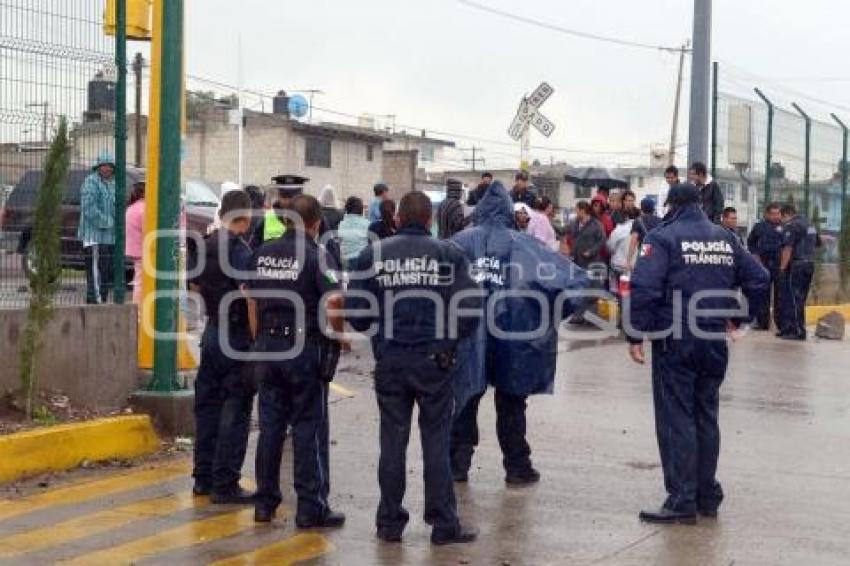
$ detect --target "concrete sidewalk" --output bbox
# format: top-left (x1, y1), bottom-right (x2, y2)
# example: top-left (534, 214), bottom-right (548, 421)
top-left (318, 330), bottom-right (850, 565)
top-left (0, 330), bottom-right (847, 565)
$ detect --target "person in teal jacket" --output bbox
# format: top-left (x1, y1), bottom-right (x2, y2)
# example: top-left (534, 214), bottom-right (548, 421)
top-left (77, 153), bottom-right (116, 304)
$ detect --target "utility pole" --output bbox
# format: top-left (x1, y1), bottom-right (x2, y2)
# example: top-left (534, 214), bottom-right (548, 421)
top-left (236, 35), bottom-right (244, 189)
top-left (133, 52), bottom-right (144, 167)
top-left (668, 42), bottom-right (688, 166)
top-left (688, 0), bottom-right (712, 166)
top-left (463, 146), bottom-right (485, 172)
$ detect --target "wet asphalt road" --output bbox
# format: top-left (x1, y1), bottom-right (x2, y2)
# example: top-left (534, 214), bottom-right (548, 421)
top-left (1, 329), bottom-right (848, 565)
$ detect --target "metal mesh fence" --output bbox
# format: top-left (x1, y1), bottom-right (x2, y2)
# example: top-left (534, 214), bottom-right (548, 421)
top-left (715, 63), bottom-right (849, 303)
top-left (0, 0), bottom-right (116, 308)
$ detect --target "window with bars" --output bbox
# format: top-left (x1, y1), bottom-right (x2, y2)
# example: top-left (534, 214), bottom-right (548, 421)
top-left (305, 136), bottom-right (332, 168)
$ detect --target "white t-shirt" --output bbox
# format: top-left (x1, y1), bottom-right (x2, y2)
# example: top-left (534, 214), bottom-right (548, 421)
top-left (607, 219), bottom-right (635, 272)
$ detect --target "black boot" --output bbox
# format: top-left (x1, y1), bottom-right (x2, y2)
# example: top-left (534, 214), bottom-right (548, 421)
top-left (638, 505), bottom-right (697, 525)
top-left (505, 467), bottom-right (540, 486)
top-left (254, 505), bottom-right (276, 523)
top-left (296, 510), bottom-right (346, 529)
top-left (431, 523), bottom-right (478, 546)
top-left (211, 486), bottom-right (256, 505)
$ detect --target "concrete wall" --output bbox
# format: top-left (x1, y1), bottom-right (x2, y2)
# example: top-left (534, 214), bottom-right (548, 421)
top-left (382, 149), bottom-right (418, 195)
top-left (0, 304), bottom-right (142, 410)
top-left (74, 116), bottom-right (384, 205)
top-left (180, 118), bottom-right (382, 204)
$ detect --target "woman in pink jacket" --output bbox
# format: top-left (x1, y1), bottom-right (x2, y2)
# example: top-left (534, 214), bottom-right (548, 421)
top-left (125, 178), bottom-right (146, 305)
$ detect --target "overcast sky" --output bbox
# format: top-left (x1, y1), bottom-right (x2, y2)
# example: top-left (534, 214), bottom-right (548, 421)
top-left (184, 0), bottom-right (850, 168)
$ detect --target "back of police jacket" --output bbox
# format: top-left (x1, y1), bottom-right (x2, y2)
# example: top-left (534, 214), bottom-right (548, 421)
top-left (450, 182), bottom-right (590, 408)
top-left (346, 224), bottom-right (482, 358)
top-left (189, 229), bottom-right (251, 334)
top-left (627, 204), bottom-right (769, 341)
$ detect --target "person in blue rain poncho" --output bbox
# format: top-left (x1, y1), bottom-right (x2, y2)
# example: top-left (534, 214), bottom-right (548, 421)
top-left (449, 181), bottom-right (590, 485)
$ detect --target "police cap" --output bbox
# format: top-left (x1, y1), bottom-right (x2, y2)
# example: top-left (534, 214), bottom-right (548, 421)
top-left (268, 174), bottom-right (308, 198)
top-left (666, 183), bottom-right (700, 206)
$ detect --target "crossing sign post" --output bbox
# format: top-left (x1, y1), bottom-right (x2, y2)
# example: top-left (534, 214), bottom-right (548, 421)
top-left (508, 81), bottom-right (556, 171)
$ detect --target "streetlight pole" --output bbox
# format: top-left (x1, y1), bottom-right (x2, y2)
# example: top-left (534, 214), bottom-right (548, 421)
top-left (688, 0), bottom-right (712, 166)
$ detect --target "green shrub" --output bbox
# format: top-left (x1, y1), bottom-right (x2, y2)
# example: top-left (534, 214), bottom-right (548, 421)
top-left (19, 117), bottom-right (70, 419)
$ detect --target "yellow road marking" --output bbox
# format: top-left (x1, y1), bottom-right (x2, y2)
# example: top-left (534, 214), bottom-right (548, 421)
top-left (329, 383), bottom-right (356, 398)
top-left (0, 491), bottom-right (209, 559)
top-left (0, 461), bottom-right (190, 522)
top-left (210, 533), bottom-right (334, 566)
top-left (60, 508), bottom-right (258, 565)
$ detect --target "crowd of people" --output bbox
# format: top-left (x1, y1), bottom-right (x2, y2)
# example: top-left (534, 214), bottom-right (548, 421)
top-left (76, 151), bottom-right (817, 544)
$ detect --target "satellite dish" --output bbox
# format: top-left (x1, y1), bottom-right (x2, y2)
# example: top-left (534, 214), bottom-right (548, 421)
top-left (288, 94), bottom-right (309, 118)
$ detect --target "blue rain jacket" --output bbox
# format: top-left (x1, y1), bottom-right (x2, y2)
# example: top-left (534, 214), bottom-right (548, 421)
top-left (450, 182), bottom-right (589, 407)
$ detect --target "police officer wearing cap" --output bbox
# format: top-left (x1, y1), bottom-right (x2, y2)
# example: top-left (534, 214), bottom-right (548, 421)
top-left (626, 183), bottom-right (768, 525)
top-left (746, 203), bottom-right (785, 330)
top-left (188, 190), bottom-right (256, 503)
top-left (249, 174), bottom-right (306, 247)
top-left (244, 194), bottom-right (347, 527)
top-left (776, 203), bottom-right (818, 340)
top-left (346, 191), bottom-right (482, 545)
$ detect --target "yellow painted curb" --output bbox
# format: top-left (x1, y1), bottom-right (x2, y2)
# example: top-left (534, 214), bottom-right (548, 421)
top-left (806, 304), bottom-right (850, 327)
top-left (0, 415), bottom-right (160, 483)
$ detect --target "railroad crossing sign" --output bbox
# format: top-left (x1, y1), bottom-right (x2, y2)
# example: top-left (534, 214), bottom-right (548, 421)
top-left (508, 81), bottom-right (556, 140)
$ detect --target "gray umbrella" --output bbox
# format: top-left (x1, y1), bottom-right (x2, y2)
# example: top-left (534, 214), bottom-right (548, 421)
top-left (564, 167), bottom-right (628, 189)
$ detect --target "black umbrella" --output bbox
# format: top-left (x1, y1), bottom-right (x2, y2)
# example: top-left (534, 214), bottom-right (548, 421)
top-left (564, 167), bottom-right (627, 189)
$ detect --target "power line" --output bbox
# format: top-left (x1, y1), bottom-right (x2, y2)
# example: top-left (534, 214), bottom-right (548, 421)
top-left (719, 60), bottom-right (850, 116)
top-left (457, 0), bottom-right (688, 54)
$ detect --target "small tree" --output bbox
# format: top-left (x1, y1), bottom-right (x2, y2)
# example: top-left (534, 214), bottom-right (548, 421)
top-left (19, 117), bottom-right (70, 418)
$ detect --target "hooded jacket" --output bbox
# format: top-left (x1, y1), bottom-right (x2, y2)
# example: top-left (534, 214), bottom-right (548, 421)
top-left (77, 152), bottom-right (116, 246)
top-left (450, 182), bottom-right (590, 407)
top-left (591, 194), bottom-right (614, 236)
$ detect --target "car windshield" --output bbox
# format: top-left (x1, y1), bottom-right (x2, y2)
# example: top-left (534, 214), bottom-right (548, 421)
top-left (184, 180), bottom-right (219, 206)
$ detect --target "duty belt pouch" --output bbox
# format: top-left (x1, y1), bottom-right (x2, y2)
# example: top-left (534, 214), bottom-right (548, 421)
top-left (319, 337), bottom-right (341, 383)
top-left (433, 351), bottom-right (456, 371)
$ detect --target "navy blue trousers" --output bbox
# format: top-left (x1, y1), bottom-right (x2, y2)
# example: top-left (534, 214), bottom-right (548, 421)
top-left (374, 351), bottom-right (459, 534)
top-left (254, 339), bottom-right (330, 521)
top-left (651, 338), bottom-right (727, 514)
top-left (778, 261), bottom-right (814, 338)
top-left (755, 261), bottom-right (781, 330)
top-left (193, 323), bottom-right (254, 493)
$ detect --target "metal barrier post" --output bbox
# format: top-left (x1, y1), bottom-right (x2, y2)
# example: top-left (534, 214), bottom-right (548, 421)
top-left (791, 102), bottom-right (811, 219)
top-left (754, 88), bottom-right (774, 205)
top-left (113, 0), bottom-right (128, 304)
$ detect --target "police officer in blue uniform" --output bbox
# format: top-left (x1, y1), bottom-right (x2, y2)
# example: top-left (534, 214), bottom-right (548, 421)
top-left (626, 184), bottom-right (768, 524)
top-left (346, 191), bottom-right (482, 545)
top-left (249, 175), bottom-right (306, 248)
top-left (746, 203), bottom-right (785, 330)
top-left (244, 194), bottom-right (347, 527)
top-left (776, 203), bottom-right (818, 340)
top-left (188, 190), bottom-right (256, 503)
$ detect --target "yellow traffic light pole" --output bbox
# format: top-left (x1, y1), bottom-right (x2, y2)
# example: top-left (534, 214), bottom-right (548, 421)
top-left (138, 0), bottom-right (196, 381)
